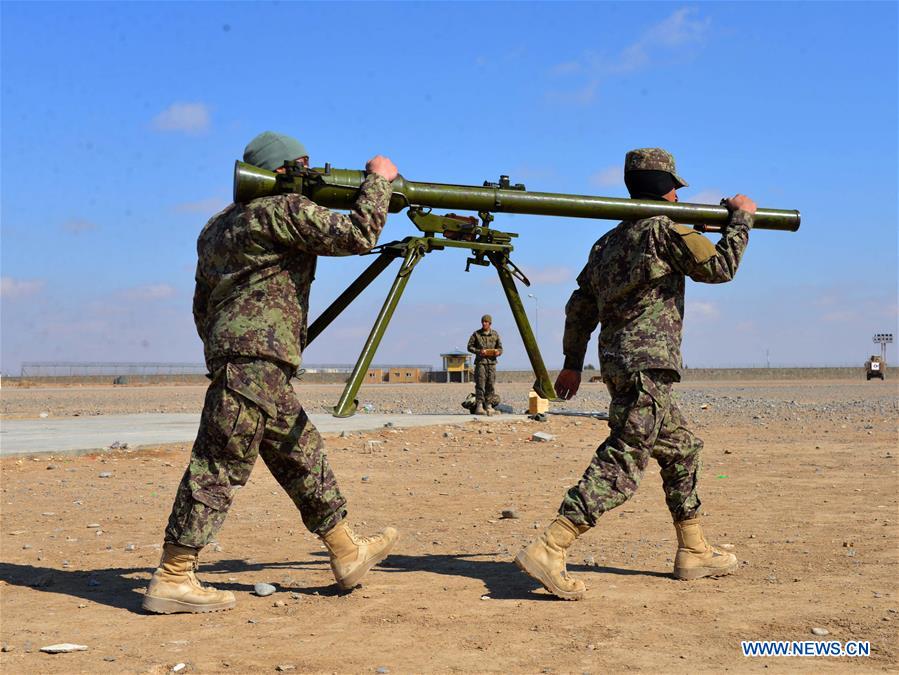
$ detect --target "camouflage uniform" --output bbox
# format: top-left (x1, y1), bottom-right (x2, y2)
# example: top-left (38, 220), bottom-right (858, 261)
top-left (468, 328), bottom-right (503, 407)
top-left (557, 153), bottom-right (753, 528)
top-left (164, 174), bottom-right (392, 549)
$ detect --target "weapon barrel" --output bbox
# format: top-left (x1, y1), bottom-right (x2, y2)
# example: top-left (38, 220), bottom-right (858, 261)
top-left (234, 162), bottom-right (800, 231)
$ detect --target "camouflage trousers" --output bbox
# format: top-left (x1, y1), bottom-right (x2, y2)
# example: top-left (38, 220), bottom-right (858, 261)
top-left (560, 366), bottom-right (702, 528)
top-left (164, 357), bottom-right (347, 549)
top-left (474, 361), bottom-right (497, 406)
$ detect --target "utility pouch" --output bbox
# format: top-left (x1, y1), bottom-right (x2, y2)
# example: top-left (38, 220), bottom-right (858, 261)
top-left (673, 224), bottom-right (717, 264)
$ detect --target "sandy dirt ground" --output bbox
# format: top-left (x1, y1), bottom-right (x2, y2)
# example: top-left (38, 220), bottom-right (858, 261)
top-left (1, 380), bottom-right (897, 673)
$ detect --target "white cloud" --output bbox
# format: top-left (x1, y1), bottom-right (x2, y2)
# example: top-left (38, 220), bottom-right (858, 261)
top-left (1, 276), bottom-right (45, 299)
top-left (62, 218), bottom-right (99, 234)
top-left (2, 297), bottom-right (201, 371)
top-left (550, 61), bottom-right (582, 76)
top-left (510, 165), bottom-right (559, 183)
top-left (330, 323), bottom-right (375, 341)
top-left (547, 8), bottom-right (711, 103)
top-left (651, 7), bottom-right (711, 45)
top-left (545, 79), bottom-right (599, 106)
top-left (120, 284), bottom-right (178, 301)
top-left (813, 289), bottom-right (842, 308)
top-left (821, 310), bottom-right (859, 323)
top-left (682, 189), bottom-right (723, 205)
top-left (44, 317), bottom-right (109, 337)
top-left (151, 102), bottom-right (211, 134)
top-left (524, 266), bottom-right (574, 285)
top-left (686, 300), bottom-right (719, 319)
top-left (174, 197), bottom-right (230, 214)
top-left (614, 7), bottom-right (711, 74)
top-left (589, 166), bottom-right (622, 188)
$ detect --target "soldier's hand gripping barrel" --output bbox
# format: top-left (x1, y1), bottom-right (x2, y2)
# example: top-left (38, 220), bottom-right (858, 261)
top-left (234, 161), bottom-right (801, 231)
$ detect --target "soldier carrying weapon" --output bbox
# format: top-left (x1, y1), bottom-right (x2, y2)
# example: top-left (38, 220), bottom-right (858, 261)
top-left (143, 132), bottom-right (400, 614)
top-left (515, 148), bottom-right (757, 600)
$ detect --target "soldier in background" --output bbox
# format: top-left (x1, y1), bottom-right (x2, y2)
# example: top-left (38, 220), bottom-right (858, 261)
top-left (143, 132), bottom-right (400, 614)
top-left (467, 314), bottom-right (503, 415)
top-left (515, 148), bottom-right (756, 600)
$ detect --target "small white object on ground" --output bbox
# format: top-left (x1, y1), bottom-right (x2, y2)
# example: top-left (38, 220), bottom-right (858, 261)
top-left (254, 583), bottom-right (276, 597)
top-left (40, 643), bottom-right (88, 653)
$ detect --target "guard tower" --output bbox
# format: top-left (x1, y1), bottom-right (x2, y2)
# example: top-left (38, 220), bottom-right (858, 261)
top-left (440, 350), bottom-right (472, 383)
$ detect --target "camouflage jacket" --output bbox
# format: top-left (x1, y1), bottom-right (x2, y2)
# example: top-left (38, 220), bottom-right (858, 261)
top-left (193, 174), bottom-right (392, 370)
top-left (468, 329), bottom-right (503, 364)
top-left (562, 210), bottom-right (753, 378)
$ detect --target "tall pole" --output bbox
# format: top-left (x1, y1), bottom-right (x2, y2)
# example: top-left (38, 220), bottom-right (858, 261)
top-left (874, 333), bottom-right (893, 363)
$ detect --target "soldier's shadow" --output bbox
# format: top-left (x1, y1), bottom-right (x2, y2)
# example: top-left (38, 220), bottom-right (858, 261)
top-left (0, 558), bottom-right (340, 615)
top-left (0, 553), bottom-right (671, 613)
top-left (295, 551), bottom-right (672, 601)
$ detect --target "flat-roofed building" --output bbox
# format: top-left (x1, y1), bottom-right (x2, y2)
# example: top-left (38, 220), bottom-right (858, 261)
top-left (388, 367), bottom-right (421, 383)
top-left (440, 350), bottom-right (473, 383)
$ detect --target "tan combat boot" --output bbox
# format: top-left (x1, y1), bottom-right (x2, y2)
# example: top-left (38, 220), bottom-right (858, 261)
top-left (514, 516), bottom-right (587, 600)
top-left (321, 521), bottom-right (398, 590)
top-left (142, 543), bottom-right (236, 614)
top-left (673, 518), bottom-right (738, 580)
top-left (473, 402), bottom-right (486, 415)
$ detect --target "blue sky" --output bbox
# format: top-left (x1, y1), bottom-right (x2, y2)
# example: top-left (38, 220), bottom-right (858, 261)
top-left (2, 1), bottom-right (897, 373)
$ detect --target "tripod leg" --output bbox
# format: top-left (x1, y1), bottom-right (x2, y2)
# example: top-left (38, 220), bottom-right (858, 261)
top-left (332, 242), bottom-right (423, 417)
top-left (306, 246), bottom-right (404, 347)
top-left (490, 254), bottom-right (558, 399)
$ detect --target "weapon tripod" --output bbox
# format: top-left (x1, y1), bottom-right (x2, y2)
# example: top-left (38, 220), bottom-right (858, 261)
top-left (304, 205), bottom-right (556, 417)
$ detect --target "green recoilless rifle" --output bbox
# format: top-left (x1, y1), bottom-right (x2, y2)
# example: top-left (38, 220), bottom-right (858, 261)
top-left (235, 162), bottom-right (801, 231)
top-left (234, 161), bottom-right (800, 417)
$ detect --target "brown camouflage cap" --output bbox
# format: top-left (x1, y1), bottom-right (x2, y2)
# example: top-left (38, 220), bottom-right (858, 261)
top-left (624, 148), bottom-right (688, 188)
top-left (481, 314), bottom-right (492, 323)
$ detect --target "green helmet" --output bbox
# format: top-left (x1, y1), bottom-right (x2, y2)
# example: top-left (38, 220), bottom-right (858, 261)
top-left (243, 131), bottom-right (308, 171)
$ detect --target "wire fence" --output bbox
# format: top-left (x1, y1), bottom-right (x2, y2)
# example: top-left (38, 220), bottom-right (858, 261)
top-left (20, 362), bottom-right (208, 377)
top-left (17, 361), bottom-right (434, 378)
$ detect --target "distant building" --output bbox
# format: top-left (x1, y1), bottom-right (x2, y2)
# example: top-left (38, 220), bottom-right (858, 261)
top-left (388, 367), bottom-right (423, 383)
top-left (364, 365), bottom-right (429, 384)
top-left (440, 350), bottom-right (473, 383)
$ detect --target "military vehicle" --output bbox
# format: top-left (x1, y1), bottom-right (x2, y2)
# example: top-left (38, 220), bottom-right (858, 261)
top-left (865, 356), bottom-right (885, 380)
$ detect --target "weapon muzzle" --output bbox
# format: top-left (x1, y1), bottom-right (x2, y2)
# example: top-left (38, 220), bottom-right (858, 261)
top-left (233, 161), bottom-right (278, 204)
